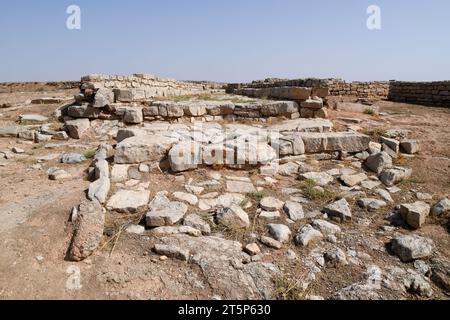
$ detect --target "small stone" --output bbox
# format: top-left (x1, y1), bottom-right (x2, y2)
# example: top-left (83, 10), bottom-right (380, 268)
top-left (185, 185), bottom-right (204, 195)
top-left (260, 197), bottom-right (284, 211)
top-left (311, 219), bottom-right (341, 235)
top-left (48, 168), bottom-right (72, 181)
top-left (259, 236), bottom-right (282, 249)
top-left (361, 180), bottom-right (381, 190)
top-left (323, 199), bottom-right (352, 222)
top-left (153, 244), bottom-right (189, 261)
top-left (183, 214), bottom-right (211, 235)
top-left (128, 167), bottom-right (142, 180)
top-left (12, 147), bottom-right (25, 154)
top-left (380, 136), bottom-right (400, 153)
top-left (357, 198), bottom-right (387, 211)
top-left (125, 224), bottom-right (146, 235)
top-left (150, 226), bottom-right (201, 237)
top-left (399, 201), bottom-right (431, 229)
top-left (258, 210), bottom-right (281, 220)
top-left (244, 243), bottom-right (261, 256)
top-left (375, 188), bottom-right (394, 203)
top-left (415, 192), bottom-right (433, 201)
top-left (295, 224), bottom-right (323, 246)
top-left (391, 235), bottom-right (434, 262)
top-left (283, 201), bottom-right (304, 221)
top-left (106, 190), bottom-right (150, 213)
top-left (300, 172), bottom-right (333, 186)
top-left (431, 198), bottom-right (450, 216)
top-left (111, 164), bottom-right (130, 183)
top-left (226, 180), bottom-right (256, 193)
top-left (208, 171), bottom-right (222, 180)
top-left (215, 204), bottom-right (250, 229)
top-left (324, 248), bottom-right (348, 267)
top-left (365, 152), bottom-right (393, 175)
top-left (146, 192), bottom-right (188, 227)
top-left (266, 224), bottom-right (291, 243)
top-left (173, 192), bottom-right (198, 206)
top-left (400, 140), bottom-right (420, 154)
top-left (138, 164), bottom-right (150, 173)
top-left (340, 173), bottom-right (368, 187)
top-left (62, 153), bottom-right (86, 164)
top-left (380, 167), bottom-right (412, 187)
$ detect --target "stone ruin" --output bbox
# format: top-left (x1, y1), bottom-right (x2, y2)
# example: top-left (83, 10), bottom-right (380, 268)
top-left (2, 72), bottom-right (448, 299)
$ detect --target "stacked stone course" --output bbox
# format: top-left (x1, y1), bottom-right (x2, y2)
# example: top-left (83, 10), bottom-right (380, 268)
top-left (81, 74), bottom-right (224, 99)
top-left (388, 81), bottom-right (450, 107)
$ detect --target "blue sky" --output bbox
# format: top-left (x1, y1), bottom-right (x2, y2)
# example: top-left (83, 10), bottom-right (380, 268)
top-left (0, 0), bottom-right (449, 82)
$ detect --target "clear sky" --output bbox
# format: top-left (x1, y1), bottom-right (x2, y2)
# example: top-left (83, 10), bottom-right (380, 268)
top-left (1, 0), bottom-right (449, 82)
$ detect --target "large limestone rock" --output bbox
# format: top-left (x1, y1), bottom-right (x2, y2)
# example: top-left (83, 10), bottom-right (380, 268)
top-left (183, 103), bottom-right (207, 117)
top-left (391, 235), bottom-right (434, 262)
top-left (399, 202), bottom-right (431, 229)
top-left (65, 119), bottom-right (90, 139)
top-left (301, 98), bottom-right (323, 110)
top-left (69, 200), bottom-right (105, 261)
top-left (114, 135), bottom-right (176, 164)
top-left (157, 234), bottom-right (279, 299)
top-left (106, 190), bottom-right (150, 213)
top-left (0, 126), bottom-right (18, 137)
top-left (260, 101), bottom-right (299, 117)
top-left (146, 192), bottom-right (188, 227)
top-left (19, 114), bottom-right (48, 124)
top-left (92, 88), bottom-right (114, 108)
top-left (300, 132), bottom-right (370, 154)
top-left (67, 104), bottom-right (100, 119)
top-left (123, 107), bottom-right (144, 124)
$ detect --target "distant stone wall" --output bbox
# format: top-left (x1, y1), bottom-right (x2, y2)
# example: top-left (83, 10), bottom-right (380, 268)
top-left (325, 79), bottom-right (390, 98)
top-left (388, 81), bottom-right (450, 107)
top-left (227, 78), bottom-right (390, 100)
top-left (81, 74), bottom-right (224, 99)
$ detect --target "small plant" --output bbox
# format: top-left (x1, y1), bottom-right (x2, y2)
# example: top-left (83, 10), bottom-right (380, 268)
top-left (34, 87), bottom-right (47, 92)
top-left (48, 122), bottom-right (63, 131)
top-left (246, 191), bottom-right (266, 202)
top-left (83, 148), bottom-right (97, 159)
top-left (299, 179), bottom-right (336, 202)
top-left (363, 107), bottom-right (375, 115)
top-left (239, 198), bottom-right (250, 208)
top-left (273, 274), bottom-right (305, 300)
top-left (393, 154), bottom-right (408, 166)
top-left (362, 127), bottom-right (387, 139)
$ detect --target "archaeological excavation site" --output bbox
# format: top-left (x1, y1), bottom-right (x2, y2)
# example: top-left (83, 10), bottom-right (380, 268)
top-left (0, 73), bottom-right (449, 301)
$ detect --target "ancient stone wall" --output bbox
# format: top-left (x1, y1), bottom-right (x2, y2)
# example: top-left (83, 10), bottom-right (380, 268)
top-left (388, 81), bottom-right (450, 107)
top-left (81, 74), bottom-right (224, 99)
top-left (226, 78), bottom-right (390, 99)
top-left (325, 79), bottom-right (390, 98)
